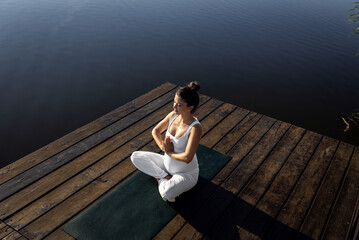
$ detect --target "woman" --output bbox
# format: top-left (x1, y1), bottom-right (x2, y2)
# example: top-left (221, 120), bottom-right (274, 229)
top-left (131, 82), bottom-right (202, 202)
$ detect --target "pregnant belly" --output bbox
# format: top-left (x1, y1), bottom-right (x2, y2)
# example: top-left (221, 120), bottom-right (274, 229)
top-left (164, 154), bottom-right (193, 174)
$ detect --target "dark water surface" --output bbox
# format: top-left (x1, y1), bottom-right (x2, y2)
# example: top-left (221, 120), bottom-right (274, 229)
top-left (1, 0), bottom-right (359, 168)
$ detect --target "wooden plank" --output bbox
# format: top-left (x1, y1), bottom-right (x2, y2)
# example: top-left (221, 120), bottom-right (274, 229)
top-left (171, 116), bottom-right (283, 239)
top-left (322, 146), bottom-right (359, 239)
top-left (43, 229), bottom-right (75, 240)
top-left (219, 120), bottom-right (289, 196)
top-left (347, 194), bottom-right (359, 240)
top-left (2, 231), bottom-right (23, 240)
top-left (0, 82), bottom-right (177, 185)
top-left (0, 88), bottom-right (178, 202)
top-left (199, 103), bottom-right (237, 135)
top-left (153, 111), bottom-right (262, 240)
top-left (5, 96), bottom-right (215, 230)
top-left (0, 225), bottom-right (13, 239)
top-left (186, 98), bottom-right (223, 125)
top-left (17, 97), bottom-right (225, 239)
top-left (0, 220), bottom-right (6, 231)
top-left (298, 142), bottom-right (355, 240)
top-left (199, 107), bottom-right (250, 149)
top-left (237, 131), bottom-right (322, 239)
top-left (265, 136), bottom-right (339, 239)
top-left (205, 125), bottom-right (306, 239)
top-left (210, 112), bottom-right (262, 183)
top-left (16, 238), bottom-right (27, 240)
top-left (212, 111), bottom-right (260, 155)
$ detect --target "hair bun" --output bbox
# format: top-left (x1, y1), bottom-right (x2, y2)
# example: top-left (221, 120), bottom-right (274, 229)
top-left (187, 81), bottom-right (200, 92)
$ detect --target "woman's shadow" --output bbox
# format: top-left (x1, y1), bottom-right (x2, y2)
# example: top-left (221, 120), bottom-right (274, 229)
top-left (168, 176), bottom-right (312, 240)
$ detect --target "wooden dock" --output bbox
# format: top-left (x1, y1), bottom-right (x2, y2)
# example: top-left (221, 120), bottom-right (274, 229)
top-left (0, 82), bottom-right (358, 240)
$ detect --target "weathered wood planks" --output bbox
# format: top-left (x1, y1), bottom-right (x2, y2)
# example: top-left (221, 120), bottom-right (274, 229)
top-left (0, 220), bottom-right (25, 240)
top-left (0, 82), bottom-right (357, 240)
top-left (205, 125), bottom-right (306, 240)
top-left (299, 142), bottom-right (355, 240)
top-left (266, 136), bottom-right (339, 239)
top-left (320, 146), bottom-right (359, 240)
top-left (237, 131), bottom-right (322, 239)
top-left (0, 82), bottom-right (177, 185)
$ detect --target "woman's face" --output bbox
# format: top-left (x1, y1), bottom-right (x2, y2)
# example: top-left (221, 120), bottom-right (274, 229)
top-left (173, 94), bottom-right (193, 115)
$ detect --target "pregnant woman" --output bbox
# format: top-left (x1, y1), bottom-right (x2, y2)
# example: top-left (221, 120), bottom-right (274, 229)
top-left (131, 82), bottom-right (202, 202)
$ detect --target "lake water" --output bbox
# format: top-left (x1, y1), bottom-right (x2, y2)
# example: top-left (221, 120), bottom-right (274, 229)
top-left (1, 0), bottom-right (358, 168)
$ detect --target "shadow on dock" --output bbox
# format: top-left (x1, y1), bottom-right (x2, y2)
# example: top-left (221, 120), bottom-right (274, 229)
top-left (169, 176), bottom-right (312, 240)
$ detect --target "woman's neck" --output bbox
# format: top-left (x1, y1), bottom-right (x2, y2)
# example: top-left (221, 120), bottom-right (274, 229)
top-left (177, 112), bottom-right (194, 124)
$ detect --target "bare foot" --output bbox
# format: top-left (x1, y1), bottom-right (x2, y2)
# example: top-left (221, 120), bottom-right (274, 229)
top-left (156, 174), bottom-right (172, 182)
top-left (164, 174), bottom-right (172, 180)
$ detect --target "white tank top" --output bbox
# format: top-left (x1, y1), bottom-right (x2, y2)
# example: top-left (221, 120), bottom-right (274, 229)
top-left (163, 114), bottom-right (200, 174)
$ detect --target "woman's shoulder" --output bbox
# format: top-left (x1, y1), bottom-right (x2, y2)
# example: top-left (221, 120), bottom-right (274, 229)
top-left (163, 111), bottom-right (176, 122)
top-left (192, 116), bottom-right (201, 127)
top-left (192, 122), bottom-right (202, 130)
top-left (166, 111), bottom-right (176, 119)
top-left (190, 122), bottom-right (202, 134)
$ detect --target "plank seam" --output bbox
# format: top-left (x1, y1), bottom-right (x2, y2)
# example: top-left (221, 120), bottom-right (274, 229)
top-left (215, 115), bottom-right (271, 188)
top-left (319, 143), bottom-right (356, 240)
top-left (296, 140), bottom-right (341, 239)
top-left (262, 134), bottom-right (323, 239)
top-left (347, 188), bottom-right (359, 240)
top-left (205, 120), bottom-right (295, 238)
top-left (0, 220), bottom-right (28, 239)
top-left (199, 105), bottom-right (237, 140)
top-left (223, 114), bottom-right (263, 158)
top-left (234, 128), bottom-right (308, 236)
top-left (211, 109), bottom-right (252, 151)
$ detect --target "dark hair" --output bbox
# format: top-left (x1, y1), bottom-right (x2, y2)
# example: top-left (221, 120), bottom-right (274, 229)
top-left (176, 81), bottom-right (201, 113)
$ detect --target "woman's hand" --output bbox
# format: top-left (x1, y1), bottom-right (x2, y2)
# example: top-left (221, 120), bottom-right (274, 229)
top-left (163, 136), bottom-right (174, 154)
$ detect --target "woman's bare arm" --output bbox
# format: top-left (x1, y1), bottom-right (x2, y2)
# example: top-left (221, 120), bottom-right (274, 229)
top-left (152, 112), bottom-right (175, 151)
top-left (166, 124), bottom-right (202, 163)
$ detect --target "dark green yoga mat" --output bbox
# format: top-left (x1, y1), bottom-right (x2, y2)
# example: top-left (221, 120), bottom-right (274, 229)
top-left (63, 144), bottom-right (231, 240)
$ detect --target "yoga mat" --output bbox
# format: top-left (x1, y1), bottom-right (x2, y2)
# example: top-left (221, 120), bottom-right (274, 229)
top-left (63, 144), bottom-right (231, 240)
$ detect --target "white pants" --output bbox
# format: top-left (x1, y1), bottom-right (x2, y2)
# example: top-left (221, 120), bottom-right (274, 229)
top-left (130, 151), bottom-right (199, 202)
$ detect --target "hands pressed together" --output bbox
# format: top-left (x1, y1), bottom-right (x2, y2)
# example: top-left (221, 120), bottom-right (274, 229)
top-left (162, 136), bottom-right (174, 180)
top-left (163, 136), bottom-right (174, 155)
